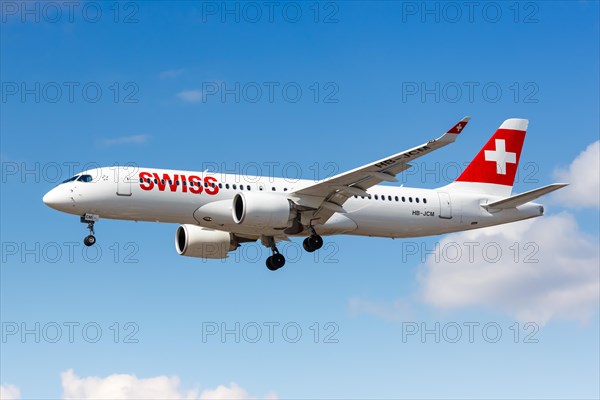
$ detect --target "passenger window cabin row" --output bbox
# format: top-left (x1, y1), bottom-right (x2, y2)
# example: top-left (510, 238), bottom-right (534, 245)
top-left (353, 194), bottom-right (427, 204)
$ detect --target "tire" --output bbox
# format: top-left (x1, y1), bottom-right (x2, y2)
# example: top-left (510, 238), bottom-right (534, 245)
top-left (303, 238), bottom-right (316, 253)
top-left (266, 256), bottom-right (278, 271)
top-left (308, 235), bottom-right (323, 250)
top-left (84, 235), bottom-right (96, 247)
top-left (271, 253), bottom-right (285, 269)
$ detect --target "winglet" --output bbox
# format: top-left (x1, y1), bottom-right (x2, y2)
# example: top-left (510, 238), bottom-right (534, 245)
top-left (436, 116), bottom-right (470, 144)
top-left (448, 116), bottom-right (470, 134)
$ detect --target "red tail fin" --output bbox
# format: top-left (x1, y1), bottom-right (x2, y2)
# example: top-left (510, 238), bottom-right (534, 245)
top-left (456, 119), bottom-right (527, 189)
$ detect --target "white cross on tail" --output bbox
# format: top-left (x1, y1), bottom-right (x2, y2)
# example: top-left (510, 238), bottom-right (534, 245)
top-left (484, 139), bottom-right (516, 175)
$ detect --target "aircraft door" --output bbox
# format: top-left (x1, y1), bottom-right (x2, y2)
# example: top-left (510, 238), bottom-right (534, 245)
top-left (438, 192), bottom-right (452, 219)
top-left (116, 166), bottom-right (136, 196)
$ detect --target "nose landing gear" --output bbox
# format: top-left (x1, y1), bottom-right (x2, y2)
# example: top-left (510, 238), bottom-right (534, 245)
top-left (80, 213), bottom-right (99, 247)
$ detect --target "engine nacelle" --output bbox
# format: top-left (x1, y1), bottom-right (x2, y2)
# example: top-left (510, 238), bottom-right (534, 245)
top-left (232, 192), bottom-right (295, 228)
top-left (175, 225), bottom-right (237, 259)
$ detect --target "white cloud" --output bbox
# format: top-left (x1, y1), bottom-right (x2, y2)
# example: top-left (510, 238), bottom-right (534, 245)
top-left (99, 134), bottom-right (150, 147)
top-left (159, 69), bottom-right (184, 79)
top-left (61, 370), bottom-right (193, 399)
top-left (61, 370), bottom-right (274, 400)
top-left (417, 212), bottom-right (599, 325)
top-left (177, 90), bottom-right (204, 103)
top-left (348, 297), bottom-right (412, 322)
top-left (0, 384), bottom-right (20, 400)
top-left (552, 140), bottom-right (599, 208)
top-left (198, 383), bottom-right (250, 400)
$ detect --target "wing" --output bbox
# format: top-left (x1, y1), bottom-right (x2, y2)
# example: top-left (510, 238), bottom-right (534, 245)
top-left (291, 117), bottom-right (470, 223)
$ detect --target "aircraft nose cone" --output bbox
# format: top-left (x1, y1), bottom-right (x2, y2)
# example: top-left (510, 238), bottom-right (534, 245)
top-left (43, 187), bottom-right (70, 210)
top-left (43, 189), bottom-right (59, 208)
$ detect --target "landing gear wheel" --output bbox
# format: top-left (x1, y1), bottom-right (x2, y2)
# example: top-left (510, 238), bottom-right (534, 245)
top-left (84, 235), bottom-right (96, 246)
top-left (262, 236), bottom-right (286, 271)
top-left (303, 238), bottom-right (316, 253)
top-left (266, 254), bottom-right (285, 271)
top-left (271, 253), bottom-right (285, 269)
top-left (303, 234), bottom-right (324, 252)
top-left (266, 257), bottom-right (277, 271)
top-left (308, 235), bottom-right (323, 250)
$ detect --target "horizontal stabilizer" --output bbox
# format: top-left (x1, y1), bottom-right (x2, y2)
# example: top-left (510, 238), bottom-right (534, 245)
top-left (483, 183), bottom-right (569, 210)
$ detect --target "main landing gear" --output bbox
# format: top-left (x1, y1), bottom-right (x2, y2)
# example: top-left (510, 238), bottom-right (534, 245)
top-left (262, 227), bottom-right (324, 271)
top-left (80, 213), bottom-right (99, 247)
top-left (303, 226), bottom-right (323, 253)
top-left (263, 236), bottom-right (285, 271)
top-left (266, 252), bottom-right (285, 271)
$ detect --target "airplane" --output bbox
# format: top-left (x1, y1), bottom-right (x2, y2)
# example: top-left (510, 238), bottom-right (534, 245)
top-left (42, 117), bottom-right (568, 271)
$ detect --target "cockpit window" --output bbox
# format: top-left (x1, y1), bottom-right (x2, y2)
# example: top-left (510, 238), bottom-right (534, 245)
top-left (61, 175), bottom-right (80, 184)
top-left (77, 174), bottom-right (93, 182)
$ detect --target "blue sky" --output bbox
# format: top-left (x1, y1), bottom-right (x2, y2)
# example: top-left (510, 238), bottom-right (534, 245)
top-left (1, 1), bottom-right (599, 398)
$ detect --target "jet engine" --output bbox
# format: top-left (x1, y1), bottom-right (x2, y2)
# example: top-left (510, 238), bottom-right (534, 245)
top-left (175, 224), bottom-right (238, 259)
top-left (232, 192), bottom-right (295, 229)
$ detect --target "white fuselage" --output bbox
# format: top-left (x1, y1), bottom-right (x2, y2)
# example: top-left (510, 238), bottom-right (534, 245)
top-left (43, 167), bottom-right (544, 239)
